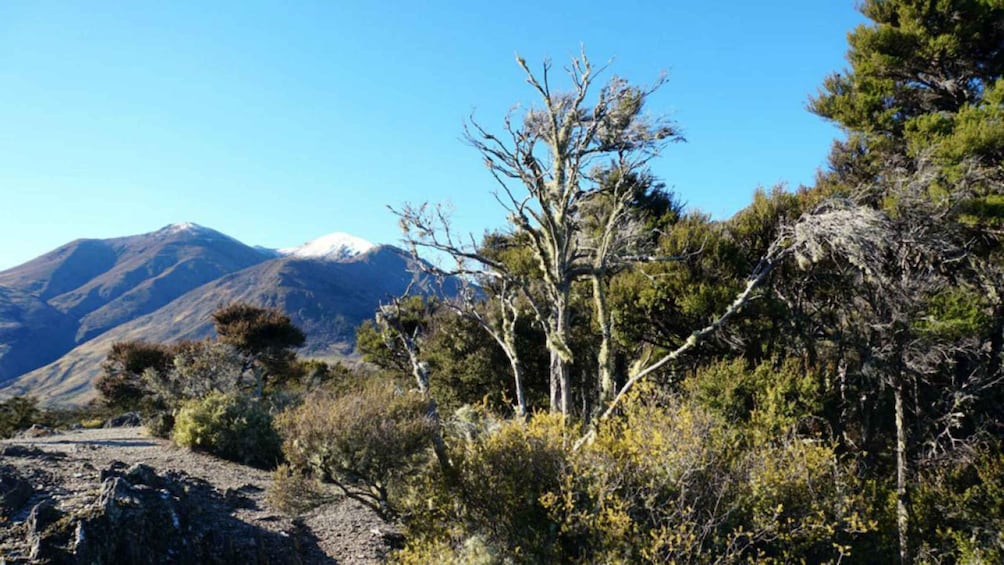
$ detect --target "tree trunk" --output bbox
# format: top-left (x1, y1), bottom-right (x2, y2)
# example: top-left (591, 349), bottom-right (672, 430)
top-left (895, 382), bottom-right (911, 565)
top-left (425, 397), bottom-right (455, 482)
top-left (502, 331), bottom-right (527, 418)
top-left (405, 346), bottom-right (429, 394)
top-left (549, 350), bottom-right (562, 412)
top-left (549, 292), bottom-right (573, 414)
top-left (592, 273), bottom-right (615, 419)
top-left (401, 337), bottom-right (454, 479)
top-left (560, 364), bottom-right (571, 416)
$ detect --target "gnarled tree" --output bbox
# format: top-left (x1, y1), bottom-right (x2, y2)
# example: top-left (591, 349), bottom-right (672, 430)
top-left (397, 50), bottom-right (681, 416)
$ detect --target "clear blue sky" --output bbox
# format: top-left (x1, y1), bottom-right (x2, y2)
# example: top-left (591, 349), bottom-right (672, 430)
top-left (0, 1), bottom-right (865, 271)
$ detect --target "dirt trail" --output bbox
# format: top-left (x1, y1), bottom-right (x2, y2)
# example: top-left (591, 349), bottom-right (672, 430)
top-left (0, 426), bottom-right (398, 564)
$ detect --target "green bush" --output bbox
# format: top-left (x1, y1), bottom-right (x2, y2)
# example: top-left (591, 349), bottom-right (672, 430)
top-left (397, 410), bottom-right (570, 562)
top-left (171, 391), bottom-right (281, 469)
top-left (686, 356), bottom-right (828, 439)
top-left (0, 396), bottom-right (40, 438)
top-left (453, 412), bottom-right (568, 560)
top-left (558, 389), bottom-right (875, 563)
top-left (913, 444), bottom-right (1004, 563)
top-left (396, 390), bottom-right (876, 563)
top-left (275, 379), bottom-right (435, 514)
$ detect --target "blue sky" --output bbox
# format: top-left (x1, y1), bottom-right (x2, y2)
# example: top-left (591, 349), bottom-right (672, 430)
top-left (0, 1), bottom-right (865, 271)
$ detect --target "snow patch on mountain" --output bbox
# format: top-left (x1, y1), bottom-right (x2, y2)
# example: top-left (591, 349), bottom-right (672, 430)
top-left (279, 232), bottom-right (376, 261)
top-left (166, 222), bottom-right (200, 231)
top-left (156, 222), bottom-right (241, 244)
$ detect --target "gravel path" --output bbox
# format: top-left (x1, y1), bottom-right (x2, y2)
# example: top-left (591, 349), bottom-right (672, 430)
top-left (1, 426), bottom-right (398, 564)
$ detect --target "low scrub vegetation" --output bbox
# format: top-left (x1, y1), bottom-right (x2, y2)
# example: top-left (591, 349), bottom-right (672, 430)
top-left (0, 395), bottom-right (40, 438)
top-left (273, 379), bottom-right (435, 515)
top-left (172, 391), bottom-right (281, 469)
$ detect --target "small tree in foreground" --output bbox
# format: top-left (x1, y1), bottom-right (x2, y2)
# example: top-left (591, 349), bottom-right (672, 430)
top-left (212, 302), bottom-right (306, 397)
top-left (95, 340), bottom-right (174, 411)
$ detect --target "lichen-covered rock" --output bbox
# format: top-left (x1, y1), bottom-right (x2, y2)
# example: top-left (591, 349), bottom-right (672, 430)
top-left (26, 501), bottom-right (64, 563)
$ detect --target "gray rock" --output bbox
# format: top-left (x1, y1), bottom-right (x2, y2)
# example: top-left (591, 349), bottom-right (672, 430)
top-left (19, 423), bottom-right (55, 438)
top-left (103, 412), bottom-right (142, 428)
top-left (2, 444), bottom-right (67, 459)
top-left (0, 465), bottom-right (32, 517)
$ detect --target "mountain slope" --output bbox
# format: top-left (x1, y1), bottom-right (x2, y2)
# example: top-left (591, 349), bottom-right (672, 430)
top-left (0, 224), bottom-right (269, 382)
top-left (0, 286), bottom-right (77, 379)
top-left (48, 224), bottom-right (270, 341)
top-left (0, 239), bottom-right (120, 300)
top-left (4, 245), bottom-right (433, 405)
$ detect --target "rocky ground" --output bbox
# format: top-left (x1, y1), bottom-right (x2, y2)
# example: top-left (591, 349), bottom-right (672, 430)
top-left (0, 425), bottom-right (400, 564)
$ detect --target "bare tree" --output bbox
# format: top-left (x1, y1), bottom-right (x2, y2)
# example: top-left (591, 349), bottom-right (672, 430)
top-left (448, 276), bottom-right (530, 418)
top-left (389, 207), bottom-right (537, 417)
top-left (397, 49), bottom-right (681, 415)
top-left (372, 292), bottom-right (453, 475)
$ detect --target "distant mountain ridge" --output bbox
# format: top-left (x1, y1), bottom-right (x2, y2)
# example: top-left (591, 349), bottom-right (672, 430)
top-left (0, 224), bottom-right (426, 405)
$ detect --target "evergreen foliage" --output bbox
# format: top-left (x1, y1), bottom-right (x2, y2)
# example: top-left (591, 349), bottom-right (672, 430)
top-left (171, 390), bottom-right (282, 469)
top-left (0, 395), bottom-right (40, 438)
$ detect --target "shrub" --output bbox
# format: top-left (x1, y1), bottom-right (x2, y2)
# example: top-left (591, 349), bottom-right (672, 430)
top-left (913, 444), bottom-right (1004, 563)
top-left (144, 411), bottom-right (175, 439)
top-left (391, 535), bottom-right (500, 565)
top-left (275, 379), bottom-right (435, 514)
top-left (686, 356), bottom-right (828, 440)
top-left (36, 401), bottom-right (117, 430)
top-left (0, 396), bottom-right (40, 438)
top-left (451, 412), bottom-right (569, 559)
top-left (395, 387), bottom-right (876, 563)
top-left (151, 341), bottom-right (245, 403)
top-left (267, 463), bottom-right (339, 515)
top-left (171, 391), bottom-right (281, 469)
top-left (95, 341), bottom-right (173, 411)
top-left (743, 435), bottom-right (878, 561)
top-left (552, 392), bottom-right (743, 562)
top-left (396, 410), bottom-right (570, 562)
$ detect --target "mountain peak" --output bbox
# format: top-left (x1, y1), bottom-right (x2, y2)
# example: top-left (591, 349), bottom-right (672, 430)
top-left (279, 232), bottom-right (376, 261)
top-left (154, 223), bottom-right (244, 245)
top-left (159, 222), bottom-right (211, 235)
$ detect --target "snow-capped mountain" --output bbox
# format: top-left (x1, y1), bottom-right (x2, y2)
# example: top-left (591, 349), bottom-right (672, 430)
top-left (0, 223), bottom-right (453, 406)
top-left (278, 232), bottom-right (376, 261)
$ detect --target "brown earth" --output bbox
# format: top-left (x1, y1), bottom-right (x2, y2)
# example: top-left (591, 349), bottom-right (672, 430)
top-left (0, 426), bottom-right (399, 564)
